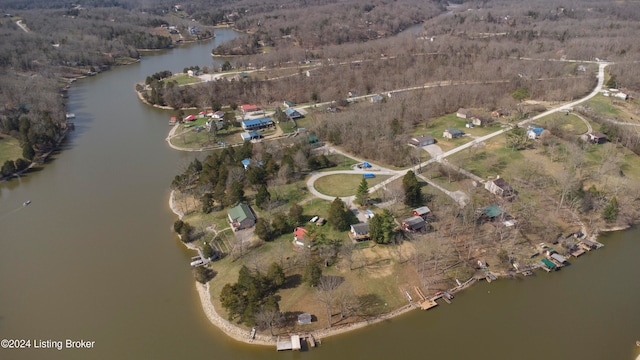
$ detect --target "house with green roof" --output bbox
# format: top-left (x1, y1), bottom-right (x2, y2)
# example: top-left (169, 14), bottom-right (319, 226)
top-left (228, 203), bottom-right (256, 230)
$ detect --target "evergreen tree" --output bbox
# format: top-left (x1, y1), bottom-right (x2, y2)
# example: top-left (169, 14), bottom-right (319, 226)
top-left (288, 203), bottom-right (304, 227)
top-left (254, 184), bottom-right (271, 209)
top-left (602, 196), bottom-right (619, 222)
top-left (328, 197), bottom-right (351, 231)
top-left (1, 160), bottom-right (16, 177)
top-left (369, 209), bottom-right (396, 244)
top-left (271, 213), bottom-right (291, 236)
top-left (254, 218), bottom-right (273, 241)
top-left (22, 142), bottom-right (35, 161)
top-left (402, 171), bottom-right (422, 207)
top-left (266, 262), bottom-right (285, 289)
top-left (303, 262), bottom-right (322, 287)
top-left (355, 177), bottom-right (370, 207)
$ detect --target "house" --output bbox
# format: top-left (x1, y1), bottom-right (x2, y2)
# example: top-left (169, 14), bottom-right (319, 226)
top-left (527, 126), bottom-right (544, 139)
top-left (402, 216), bottom-right (427, 232)
top-left (293, 227), bottom-right (313, 248)
top-left (209, 111), bottom-right (225, 119)
top-left (240, 131), bottom-right (260, 141)
top-left (240, 104), bottom-right (260, 113)
top-left (228, 203), bottom-right (256, 230)
top-left (241, 117), bottom-right (274, 131)
top-left (410, 134), bottom-right (436, 147)
top-left (443, 128), bottom-right (464, 139)
top-left (412, 206), bottom-right (431, 220)
top-left (485, 176), bottom-right (515, 197)
top-left (284, 107), bottom-right (303, 119)
top-left (456, 108), bottom-right (471, 119)
top-left (477, 205), bottom-right (505, 221)
top-left (587, 132), bottom-right (607, 144)
top-left (283, 100), bottom-right (295, 108)
top-left (350, 223), bottom-right (370, 241)
top-left (183, 114), bottom-right (197, 122)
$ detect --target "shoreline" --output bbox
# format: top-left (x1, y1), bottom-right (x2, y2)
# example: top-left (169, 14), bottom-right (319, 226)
top-left (169, 190), bottom-right (632, 348)
top-left (168, 190), bottom-right (421, 346)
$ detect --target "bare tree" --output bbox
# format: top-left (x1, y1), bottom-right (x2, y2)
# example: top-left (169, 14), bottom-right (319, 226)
top-left (255, 307), bottom-right (284, 337)
top-left (315, 275), bottom-right (343, 328)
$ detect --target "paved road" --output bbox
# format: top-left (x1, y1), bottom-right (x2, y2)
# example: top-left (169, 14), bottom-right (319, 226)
top-left (306, 62), bottom-right (611, 206)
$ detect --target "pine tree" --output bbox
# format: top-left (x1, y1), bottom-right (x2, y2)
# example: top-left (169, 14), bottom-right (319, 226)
top-left (602, 196), bottom-right (619, 222)
top-left (328, 197), bottom-right (350, 231)
top-left (369, 209), bottom-right (396, 244)
top-left (355, 177), bottom-right (370, 207)
top-left (402, 171), bottom-right (422, 207)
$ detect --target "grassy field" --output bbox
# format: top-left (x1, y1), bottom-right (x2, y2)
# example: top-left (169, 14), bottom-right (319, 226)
top-left (533, 113), bottom-right (590, 135)
top-left (313, 174), bottom-right (392, 197)
top-left (164, 74), bottom-right (202, 85)
top-left (0, 135), bottom-right (22, 165)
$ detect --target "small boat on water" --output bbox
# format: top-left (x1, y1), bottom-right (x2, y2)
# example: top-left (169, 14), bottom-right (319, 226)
top-left (23, 200), bottom-right (31, 206)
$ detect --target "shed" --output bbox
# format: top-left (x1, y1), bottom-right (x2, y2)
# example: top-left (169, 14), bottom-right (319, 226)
top-left (402, 216), bottom-right (427, 232)
top-left (240, 132), bottom-right (260, 141)
top-left (456, 108), bottom-right (470, 119)
top-left (413, 206), bottom-right (431, 219)
top-left (298, 313), bottom-right (312, 324)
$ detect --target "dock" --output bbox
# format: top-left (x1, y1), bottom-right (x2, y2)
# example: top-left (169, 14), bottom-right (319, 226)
top-left (276, 336), bottom-right (292, 351)
top-left (307, 334), bottom-right (316, 348)
top-left (291, 335), bottom-right (301, 351)
top-left (414, 286), bottom-right (438, 310)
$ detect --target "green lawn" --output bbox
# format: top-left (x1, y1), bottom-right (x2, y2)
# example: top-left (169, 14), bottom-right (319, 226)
top-left (320, 154), bottom-right (359, 171)
top-left (164, 74), bottom-right (201, 85)
top-left (585, 95), bottom-right (621, 116)
top-left (313, 174), bottom-right (392, 197)
top-left (531, 113), bottom-right (589, 135)
top-left (0, 135), bottom-right (22, 165)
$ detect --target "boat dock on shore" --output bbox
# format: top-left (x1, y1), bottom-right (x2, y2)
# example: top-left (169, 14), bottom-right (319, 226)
top-left (276, 334), bottom-right (318, 351)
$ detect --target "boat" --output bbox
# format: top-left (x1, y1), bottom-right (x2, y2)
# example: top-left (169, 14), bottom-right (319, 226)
top-left (65, 113), bottom-right (76, 119)
top-left (23, 200), bottom-right (31, 206)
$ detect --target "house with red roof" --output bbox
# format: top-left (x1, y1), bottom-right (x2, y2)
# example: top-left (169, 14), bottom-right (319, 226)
top-left (293, 227), bottom-right (313, 249)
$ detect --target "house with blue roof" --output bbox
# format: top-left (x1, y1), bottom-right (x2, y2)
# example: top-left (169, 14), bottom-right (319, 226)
top-left (527, 126), bottom-right (545, 139)
top-left (241, 117), bottom-right (274, 131)
top-left (284, 107), bottom-right (303, 119)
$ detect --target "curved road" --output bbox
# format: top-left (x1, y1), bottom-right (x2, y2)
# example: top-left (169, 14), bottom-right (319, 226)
top-left (307, 62), bottom-right (611, 206)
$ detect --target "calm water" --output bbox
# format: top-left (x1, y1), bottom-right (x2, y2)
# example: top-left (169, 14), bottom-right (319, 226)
top-left (1, 29), bottom-right (639, 360)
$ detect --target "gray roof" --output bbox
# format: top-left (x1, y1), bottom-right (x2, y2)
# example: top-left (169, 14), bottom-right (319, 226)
top-left (403, 216), bottom-right (426, 228)
top-left (351, 223), bottom-right (370, 234)
top-left (414, 206), bottom-right (431, 215)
